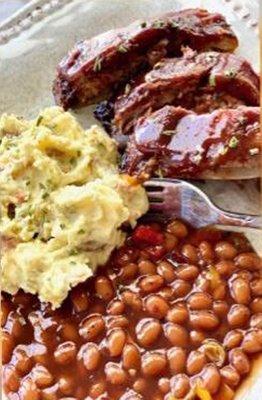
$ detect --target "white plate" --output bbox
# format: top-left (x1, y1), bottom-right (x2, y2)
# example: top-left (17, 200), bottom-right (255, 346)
top-left (0, 0), bottom-right (261, 399)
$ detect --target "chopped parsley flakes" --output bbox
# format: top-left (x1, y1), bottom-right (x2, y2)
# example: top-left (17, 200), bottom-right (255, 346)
top-left (228, 136), bottom-right (239, 149)
top-left (93, 56), bottom-right (103, 72)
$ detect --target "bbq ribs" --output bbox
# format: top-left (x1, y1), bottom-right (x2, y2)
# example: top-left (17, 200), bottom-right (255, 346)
top-left (95, 49), bottom-right (259, 136)
top-left (53, 9), bottom-right (238, 109)
top-left (122, 105), bottom-right (261, 180)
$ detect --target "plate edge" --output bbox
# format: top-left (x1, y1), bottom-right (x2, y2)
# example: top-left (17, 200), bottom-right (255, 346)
top-left (0, 0), bottom-right (72, 45)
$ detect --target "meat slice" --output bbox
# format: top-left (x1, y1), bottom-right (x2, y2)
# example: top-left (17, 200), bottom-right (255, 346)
top-left (122, 105), bottom-right (261, 180)
top-left (53, 9), bottom-right (238, 109)
top-left (105, 50), bottom-right (259, 135)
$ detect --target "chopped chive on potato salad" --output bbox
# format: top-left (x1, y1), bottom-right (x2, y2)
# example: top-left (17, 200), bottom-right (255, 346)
top-left (0, 107), bottom-right (148, 308)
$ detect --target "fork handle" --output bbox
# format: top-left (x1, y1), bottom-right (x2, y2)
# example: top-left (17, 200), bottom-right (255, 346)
top-left (217, 210), bottom-right (262, 230)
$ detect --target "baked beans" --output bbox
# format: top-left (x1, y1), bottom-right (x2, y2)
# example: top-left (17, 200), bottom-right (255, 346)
top-left (2, 220), bottom-right (261, 400)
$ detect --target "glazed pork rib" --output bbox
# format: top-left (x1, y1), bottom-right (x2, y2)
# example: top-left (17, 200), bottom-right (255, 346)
top-left (122, 105), bottom-right (261, 180)
top-left (97, 49), bottom-right (259, 135)
top-left (53, 9), bottom-right (238, 109)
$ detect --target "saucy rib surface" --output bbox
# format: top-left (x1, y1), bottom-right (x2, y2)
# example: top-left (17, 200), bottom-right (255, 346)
top-left (122, 106), bottom-right (261, 179)
top-left (53, 9), bottom-right (238, 109)
top-left (108, 49), bottom-right (259, 136)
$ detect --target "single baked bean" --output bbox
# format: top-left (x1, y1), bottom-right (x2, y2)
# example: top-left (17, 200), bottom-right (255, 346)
top-left (157, 261), bottom-right (176, 283)
top-left (230, 277), bottom-right (251, 305)
top-left (220, 365), bottom-right (240, 387)
top-left (138, 260), bottom-right (157, 275)
top-left (107, 328), bottom-right (126, 357)
top-left (213, 282), bottom-right (227, 301)
top-left (195, 274), bottom-right (210, 292)
top-left (199, 241), bottom-right (214, 263)
top-left (186, 350), bottom-right (207, 375)
top-left (251, 298), bottom-right (262, 313)
top-left (170, 374), bottom-right (190, 398)
top-left (136, 318), bottom-right (162, 347)
top-left (5, 311), bottom-right (25, 338)
top-left (120, 263), bottom-right (139, 282)
top-left (227, 304), bottom-right (250, 328)
top-left (213, 301), bottom-right (229, 318)
top-left (2, 331), bottom-right (15, 364)
top-left (139, 275), bottom-right (164, 293)
top-left (200, 364), bottom-right (221, 395)
top-left (95, 276), bottom-right (114, 301)
top-left (158, 287), bottom-right (175, 300)
top-left (189, 310), bottom-right (219, 330)
top-left (19, 377), bottom-right (40, 400)
top-left (141, 351), bottom-right (167, 376)
top-left (251, 278), bottom-right (262, 296)
top-left (229, 348), bottom-right (250, 375)
top-left (215, 242), bottom-right (237, 260)
top-left (133, 378), bottom-right (147, 393)
top-left (176, 265), bottom-right (199, 281)
top-left (3, 365), bottom-right (20, 392)
top-left (158, 377), bottom-right (170, 394)
top-left (107, 299), bottom-right (125, 315)
top-left (181, 244), bottom-right (198, 263)
top-left (235, 270), bottom-right (252, 281)
top-left (171, 279), bottom-right (191, 297)
top-left (107, 315), bottom-right (129, 329)
top-left (164, 233), bottom-right (178, 252)
top-left (241, 329), bottom-right (262, 353)
top-left (223, 330), bottom-right (243, 350)
top-left (188, 292), bottom-right (212, 310)
top-left (189, 330), bottom-right (206, 347)
top-left (199, 339), bottom-right (226, 367)
top-left (164, 322), bottom-right (188, 347)
top-left (12, 345), bottom-right (33, 374)
top-left (250, 313), bottom-right (262, 328)
top-left (70, 289), bottom-right (89, 313)
top-left (105, 362), bottom-right (127, 385)
top-left (58, 375), bottom-right (75, 395)
top-left (215, 260), bottom-right (236, 277)
top-left (78, 343), bottom-right (101, 371)
top-left (79, 314), bottom-right (105, 340)
top-left (30, 343), bottom-right (48, 365)
top-left (89, 380), bottom-right (106, 398)
top-left (121, 291), bottom-right (142, 311)
top-left (167, 303), bottom-right (188, 324)
top-left (122, 343), bottom-right (141, 370)
top-left (31, 365), bottom-right (53, 388)
top-left (235, 252), bottom-right (261, 270)
top-left (167, 220), bottom-right (188, 238)
top-left (54, 342), bottom-right (77, 365)
top-left (145, 295), bottom-right (169, 319)
top-left (167, 347), bottom-right (187, 374)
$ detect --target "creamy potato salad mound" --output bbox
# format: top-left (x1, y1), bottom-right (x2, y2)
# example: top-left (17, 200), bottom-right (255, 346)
top-left (0, 107), bottom-right (148, 308)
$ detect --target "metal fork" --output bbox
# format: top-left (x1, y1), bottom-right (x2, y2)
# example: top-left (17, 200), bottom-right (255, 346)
top-left (144, 178), bottom-right (262, 229)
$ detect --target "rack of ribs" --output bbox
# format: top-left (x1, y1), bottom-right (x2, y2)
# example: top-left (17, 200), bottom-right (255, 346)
top-left (53, 9), bottom-right (238, 109)
top-left (95, 49), bottom-right (259, 136)
top-left (122, 105), bottom-right (261, 180)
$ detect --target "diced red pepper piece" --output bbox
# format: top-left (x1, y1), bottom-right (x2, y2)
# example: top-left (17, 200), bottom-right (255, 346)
top-left (132, 225), bottom-right (164, 247)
